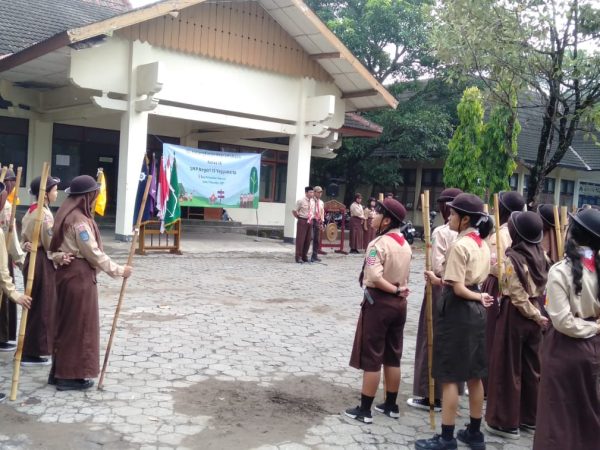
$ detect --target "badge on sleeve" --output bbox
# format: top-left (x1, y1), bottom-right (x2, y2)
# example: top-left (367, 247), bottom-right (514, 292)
top-left (47, 228), bottom-right (53, 237)
top-left (366, 248), bottom-right (377, 266)
top-left (76, 223), bottom-right (89, 242)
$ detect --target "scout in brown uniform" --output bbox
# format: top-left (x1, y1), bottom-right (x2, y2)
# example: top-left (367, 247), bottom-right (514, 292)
top-left (310, 186), bottom-right (325, 262)
top-left (408, 188), bottom-right (462, 412)
top-left (19, 176), bottom-right (61, 366)
top-left (536, 204), bottom-right (560, 263)
top-left (292, 186), bottom-right (313, 263)
top-left (482, 191), bottom-right (524, 391)
top-left (484, 211), bottom-right (550, 439)
top-left (362, 197), bottom-right (377, 250)
top-left (416, 193), bottom-right (493, 450)
top-left (0, 169), bottom-right (26, 352)
top-left (0, 181), bottom-right (31, 402)
top-left (48, 175), bottom-right (132, 391)
top-left (345, 198), bottom-right (411, 423)
top-left (533, 208), bottom-right (600, 450)
top-left (349, 193), bottom-right (365, 253)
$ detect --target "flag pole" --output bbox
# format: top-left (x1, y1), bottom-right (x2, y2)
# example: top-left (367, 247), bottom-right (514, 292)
top-left (553, 206), bottom-right (563, 258)
top-left (422, 191), bottom-right (435, 430)
top-left (98, 174), bottom-right (152, 390)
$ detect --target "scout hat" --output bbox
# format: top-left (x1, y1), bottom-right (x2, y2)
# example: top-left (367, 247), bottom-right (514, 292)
top-left (510, 211), bottom-right (543, 244)
top-left (376, 198), bottom-right (407, 223)
top-left (65, 175), bottom-right (101, 195)
top-left (437, 188), bottom-right (462, 203)
top-left (499, 191), bottom-right (525, 212)
top-left (570, 208), bottom-right (600, 240)
top-left (4, 169), bottom-right (16, 181)
top-left (30, 176), bottom-right (61, 197)
top-left (536, 204), bottom-right (555, 228)
top-left (447, 193), bottom-right (486, 216)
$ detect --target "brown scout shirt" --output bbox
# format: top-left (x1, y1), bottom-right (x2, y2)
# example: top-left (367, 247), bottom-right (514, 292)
top-left (20, 204), bottom-right (54, 253)
top-left (363, 228), bottom-right (412, 288)
top-left (501, 258), bottom-right (545, 321)
top-left (0, 199), bottom-right (25, 264)
top-left (486, 223), bottom-right (511, 278)
top-left (546, 252), bottom-right (600, 339)
top-left (59, 221), bottom-right (124, 277)
top-left (294, 197), bottom-right (311, 219)
top-left (0, 228), bottom-right (19, 302)
top-left (444, 227), bottom-right (491, 286)
top-left (431, 223), bottom-right (457, 277)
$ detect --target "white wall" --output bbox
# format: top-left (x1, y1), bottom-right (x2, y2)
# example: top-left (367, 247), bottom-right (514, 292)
top-left (226, 202), bottom-right (286, 226)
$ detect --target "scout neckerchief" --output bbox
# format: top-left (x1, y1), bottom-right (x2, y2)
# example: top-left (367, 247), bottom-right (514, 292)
top-left (466, 231), bottom-right (482, 247)
top-left (581, 247), bottom-right (596, 273)
top-left (359, 232), bottom-right (405, 287)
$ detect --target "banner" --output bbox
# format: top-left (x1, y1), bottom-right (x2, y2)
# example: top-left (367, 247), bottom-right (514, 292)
top-left (162, 143), bottom-right (261, 209)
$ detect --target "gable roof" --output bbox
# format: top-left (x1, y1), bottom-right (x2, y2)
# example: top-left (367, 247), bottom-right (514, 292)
top-left (0, 0), bottom-right (397, 111)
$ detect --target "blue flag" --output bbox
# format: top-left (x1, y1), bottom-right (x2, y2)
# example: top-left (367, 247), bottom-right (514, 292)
top-left (132, 156), bottom-right (153, 227)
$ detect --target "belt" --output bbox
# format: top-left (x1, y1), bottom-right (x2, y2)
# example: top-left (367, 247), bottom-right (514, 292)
top-left (298, 217), bottom-right (308, 220)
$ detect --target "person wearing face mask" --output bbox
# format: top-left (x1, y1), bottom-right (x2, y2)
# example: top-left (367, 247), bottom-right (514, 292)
top-left (416, 193), bottom-right (494, 450)
top-left (345, 198), bottom-right (412, 424)
top-left (484, 211), bottom-right (550, 440)
top-left (533, 208), bottom-right (600, 450)
top-left (48, 175), bottom-right (132, 391)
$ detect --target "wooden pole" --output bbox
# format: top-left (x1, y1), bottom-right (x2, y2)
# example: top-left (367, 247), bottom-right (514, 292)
top-left (560, 206), bottom-right (568, 246)
top-left (421, 190), bottom-right (435, 430)
top-left (10, 162), bottom-right (50, 401)
top-left (0, 166), bottom-right (7, 183)
top-left (553, 206), bottom-right (563, 258)
top-left (98, 174), bottom-right (152, 390)
top-left (5, 167), bottom-right (22, 247)
top-left (378, 193), bottom-right (384, 201)
top-left (493, 194), bottom-right (503, 291)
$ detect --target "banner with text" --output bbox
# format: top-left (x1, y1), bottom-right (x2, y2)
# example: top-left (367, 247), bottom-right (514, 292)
top-left (163, 143), bottom-right (261, 209)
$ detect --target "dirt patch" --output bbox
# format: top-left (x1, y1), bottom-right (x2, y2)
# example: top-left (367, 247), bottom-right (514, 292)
top-left (0, 405), bottom-right (134, 449)
top-left (174, 376), bottom-right (356, 449)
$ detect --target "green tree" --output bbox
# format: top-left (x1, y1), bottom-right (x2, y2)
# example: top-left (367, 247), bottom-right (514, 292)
top-left (443, 87), bottom-right (486, 197)
top-left (434, 0), bottom-right (600, 206)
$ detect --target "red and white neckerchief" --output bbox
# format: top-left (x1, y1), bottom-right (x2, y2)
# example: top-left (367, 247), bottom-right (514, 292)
top-left (580, 247), bottom-right (596, 273)
top-left (466, 231), bottom-right (483, 247)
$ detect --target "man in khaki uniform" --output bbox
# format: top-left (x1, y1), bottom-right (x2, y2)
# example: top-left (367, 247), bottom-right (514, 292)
top-left (292, 186), bottom-right (314, 263)
top-left (310, 186), bottom-right (325, 262)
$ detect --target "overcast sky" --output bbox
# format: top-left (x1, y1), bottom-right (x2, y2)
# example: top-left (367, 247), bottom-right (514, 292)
top-left (129, 0), bottom-right (160, 7)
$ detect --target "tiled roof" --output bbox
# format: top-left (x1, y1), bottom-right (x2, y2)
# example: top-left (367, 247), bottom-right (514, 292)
top-left (336, 112), bottom-right (383, 137)
top-left (0, 0), bottom-right (131, 57)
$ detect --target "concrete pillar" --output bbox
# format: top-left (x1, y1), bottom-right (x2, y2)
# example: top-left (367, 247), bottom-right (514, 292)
top-left (24, 119), bottom-right (53, 203)
top-left (115, 41), bottom-right (149, 241)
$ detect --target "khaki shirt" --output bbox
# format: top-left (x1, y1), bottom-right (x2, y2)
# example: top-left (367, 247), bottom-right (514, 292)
top-left (0, 200), bottom-right (25, 264)
top-left (444, 227), bottom-right (491, 286)
top-left (431, 224), bottom-right (457, 277)
top-left (20, 204), bottom-right (54, 252)
top-left (0, 228), bottom-right (19, 302)
top-left (486, 223), bottom-right (511, 278)
top-left (546, 255), bottom-right (600, 339)
top-left (363, 228), bottom-right (412, 289)
top-left (294, 197), bottom-right (311, 219)
top-left (501, 258), bottom-right (545, 321)
top-left (59, 221), bottom-right (124, 277)
top-left (350, 202), bottom-right (365, 219)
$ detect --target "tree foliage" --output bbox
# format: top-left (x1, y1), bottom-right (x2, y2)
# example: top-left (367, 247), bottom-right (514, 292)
top-left (443, 87), bottom-right (486, 197)
top-left (434, 0), bottom-right (600, 206)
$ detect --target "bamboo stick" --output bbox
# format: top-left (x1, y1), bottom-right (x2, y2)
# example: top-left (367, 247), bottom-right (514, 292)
top-left (560, 206), bottom-right (568, 246)
top-left (553, 206), bottom-right (563, 258)
top-left (378, 193), bottom-right (384, 201)
top-left (483, 204), bottom-right (489, 214)
top-left (493, 194), bottom-right (503, 291)
top-left (422, 191), bottom-right (435, 430)
top-left (98, 174), bottom-right (153, 390)
top-left (10, 162), bottom-right (50, 401)
top-left (5, 167), bottom-right (22, 247)
top-left (0, 167), bottom-right (7, 182)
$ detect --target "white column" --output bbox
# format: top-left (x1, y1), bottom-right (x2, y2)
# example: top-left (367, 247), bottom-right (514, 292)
top-left (573, 178), bottom-right (581, 209)
top-left (114, 41), bottom-right (149, 241)
top-left (24, 119), bottom-right (53, 203)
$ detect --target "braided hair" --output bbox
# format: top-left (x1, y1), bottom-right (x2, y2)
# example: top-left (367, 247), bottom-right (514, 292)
top-left (565, 221), bottom-right (600, 298)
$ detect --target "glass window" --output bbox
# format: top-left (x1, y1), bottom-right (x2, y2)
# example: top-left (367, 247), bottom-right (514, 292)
top-left (543, 177), bottom-right (555, 193)
top-left (275, 163), bottom-right (287, 203)
top-left (0, 117), bottom-right (28, 187)
top-left (560, 180), bottom-right (574, 194)
top-left (260, 162), bottom-right (275, 202)
top-left (509, 174), bottom-right (518, 190)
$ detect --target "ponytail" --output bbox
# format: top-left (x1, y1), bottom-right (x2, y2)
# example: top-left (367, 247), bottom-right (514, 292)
top-left (459, 212), bottom-right (493, 239)
top-left (565, 221), bottom-right (600, 299)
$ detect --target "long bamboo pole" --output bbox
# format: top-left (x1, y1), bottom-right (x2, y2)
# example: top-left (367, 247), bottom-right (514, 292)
top-left (553, 206), bottom-right (563, 258)
top-left (0, 167), bottom-right (7, 183)
top-left (10, 162), bottom-right (50, 401)
top-left (560, 206), bottom-right (568, 246)
top-left (377, 192), bottom-right (385, 400)
top-left (493, 194), bottom-right (503, 291)
top-left (98, 174), bottom-right (152, 390)
top-left (5, 167), bottom-right (22, 247)
top-left (421, 191), bottom-right (435, 430)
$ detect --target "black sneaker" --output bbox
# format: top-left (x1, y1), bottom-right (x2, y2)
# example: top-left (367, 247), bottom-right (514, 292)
top-left (21, 356), bottom-right (51, 366)
top-left (56, 378), bottom-right (94, 391)
top-left (374, 402), bottom-right (400, 418)
top-left (520, 423), bottom-right (535, 433)
top-left (349, 249), bottom-right (360, 254)
top-left (457, 425), bottom-right (486, 449)
top-left (414, 434), bottom-right (457, 450)
top-left (310, 256), bottom-right (322, 262)
top-left (0, 342), bottom-right (16, 352)
top-left (344, 405), bottom-right (373, 424)
top-left (0, 393), bottom-right (5, 403)
top-left (407, 397), bottom-right (442, 412)
top-left (484, 422), bottom-right (519, 440)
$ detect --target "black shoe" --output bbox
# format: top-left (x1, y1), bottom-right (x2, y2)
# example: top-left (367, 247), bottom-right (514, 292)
top-left (407, 397), bottom-right (442, 412)
top-left (483, 422), bottom-right (518, 440)
top-left (414, 434), bottom-right (457, 450)
top-left (21, 355), bottom-right (51, 366)
top-left (310, 256), bottom-right (322, 262)
top-left (344, 405), bottom-right (373, 424)
top-left (302, 258), bottom-right (310, 263)
top-left (0, 342), bottom-right (16, 352)
top-left (295, 258), bottom-right (303, 264)
top-left (47, 373), bottom-right (57, 386)
top-left (374, 402), bottom-right (400, 418)
top-left (349, 249), bottom-right (359, 254)
top-left (0, 393), bottom-right (5, 403)
top-left (56, 378), bottom-right (94, 391)
top-left (520, 423), bottom-right (536, 433)
top-left (457, 425), bottom-right (486, 449)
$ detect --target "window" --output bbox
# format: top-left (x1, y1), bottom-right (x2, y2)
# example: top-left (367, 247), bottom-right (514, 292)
top-left (509, 174), bottom-right (518, 190)
top-left (543, 177), bottom-right (556, 193)
top-left (260, 162), bottom-right (275, 202)
top-left (0, 117), bottom-right (28, 186)
top-left (560, 180), bottom-right (574, 195)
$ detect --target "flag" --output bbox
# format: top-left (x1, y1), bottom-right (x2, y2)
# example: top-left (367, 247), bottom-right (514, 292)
top-left (132, 156), bottom-right (153, 227)
top-left (149, 153), bottom-right (157, 216)
top-left (6, 186), bottom-right (19, 206)
top-left (156, 156), bottom-right (170, 225)
top-left (94, 170), bottom-right (107, 216)
top-left (163, 158), bottom-right (181, 231)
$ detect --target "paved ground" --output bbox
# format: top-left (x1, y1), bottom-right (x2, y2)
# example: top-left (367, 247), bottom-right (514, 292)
top-left (0, 231), bottom-right (534, 449)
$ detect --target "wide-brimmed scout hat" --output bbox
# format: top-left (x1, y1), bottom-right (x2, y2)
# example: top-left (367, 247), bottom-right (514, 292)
top-left (65, 175), bottom-right (101, 195)
top-left (376, 198), bottom-right (407, 223)
top-left (510, 211), bottom-right (543, 244)
top-left (30, 176), bottom-right (61, 197)
top-left (536, 204), bottom-right (555, 228)
top-left (437, 188), bottom-right (463, 203)
top-left (570, 208), bottom-right (600, 240)
top-left (499, 191), bottom-right (525, 212)
top-left (447, 193), bottom-right (486, 216)
top-left (3, 169), bottom-right (16, 181)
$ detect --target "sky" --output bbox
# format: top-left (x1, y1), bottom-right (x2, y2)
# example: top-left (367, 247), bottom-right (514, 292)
top-left (129, 0), bottom-right (160, 7)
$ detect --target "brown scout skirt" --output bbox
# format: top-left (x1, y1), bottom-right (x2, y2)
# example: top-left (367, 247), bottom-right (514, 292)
top-left (349, 216), bottom-right (364, 251)
top-left (0, 257), bottom-right (17, 343)
top-left (22, 250), bottom-right (57, 356)
top-left (481, 274), bottom-right (499, 390)
top-left (53, 258), bottom-right (100, 379)
top-left (362, 218), bottom-right (375, 249)
top-left (485, 297), bottom-right (542, 429)
top-left (432, 286), bottom-right (487, 383)
top-left (350, 288), bottom-right (407, 371)
top-left (533, 326), bottom-right (600, 450)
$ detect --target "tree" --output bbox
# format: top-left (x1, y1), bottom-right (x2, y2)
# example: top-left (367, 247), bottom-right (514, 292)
top-left (443, 87), bottom-right (486, 197)
top-left (434, 0), bottom-right (600, 206)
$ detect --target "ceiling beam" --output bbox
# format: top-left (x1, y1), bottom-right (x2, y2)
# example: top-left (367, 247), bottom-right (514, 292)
top-left (341, 89), bottom-right (378, 99)
top-left (309, 52), bottom-right (341, 60)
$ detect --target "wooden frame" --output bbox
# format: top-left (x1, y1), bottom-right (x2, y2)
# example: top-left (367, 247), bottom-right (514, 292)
top-left (136, 220), bottom-right (182, 255)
